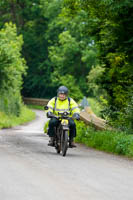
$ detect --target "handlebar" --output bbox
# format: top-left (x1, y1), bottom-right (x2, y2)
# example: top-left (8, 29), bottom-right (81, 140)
top-left (49, 114), bottom-right (79, 121)
top-left (46, 110), bottom-right (80, 121)
top-left (49, 112), bottom-right (71, 120)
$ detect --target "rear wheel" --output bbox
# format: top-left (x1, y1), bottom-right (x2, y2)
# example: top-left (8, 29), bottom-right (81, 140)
top-left (61, 130), bottom-right (68, 156)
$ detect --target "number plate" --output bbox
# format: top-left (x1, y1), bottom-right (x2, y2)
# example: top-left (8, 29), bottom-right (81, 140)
top-left (61, 119), bottom-right (68, 125)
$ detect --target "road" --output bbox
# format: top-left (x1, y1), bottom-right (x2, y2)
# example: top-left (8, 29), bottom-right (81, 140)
top-left (0, 110), bottom-right (133, 200)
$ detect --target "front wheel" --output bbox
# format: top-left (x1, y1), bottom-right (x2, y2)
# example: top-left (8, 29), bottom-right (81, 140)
top-left (61, 130), bottom-right (68, 156)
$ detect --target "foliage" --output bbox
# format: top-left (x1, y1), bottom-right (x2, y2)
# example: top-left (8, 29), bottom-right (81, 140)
top-left (0, 0), bottom-right (98, 99)
top-left (0, 91), bottom-right (22, 116)
top-left (0, 22), bottom-right (27, 115)
top-left (51, 73), bottom-right (83, 101)
top-left (20, 0), bottom-right (98, 98)
top-left (103, 93), bottom-right (133, 134)
top-left (75, 121), bottom-right (133, 157)
top-left (0, 22), bottom-right (26, 91)
top-left (87, 65), bottom-right (106, 97)
top-left (48, 14), bottom-right (98, 97)
top-left (62, 0), bottom-right (133, 131)
top-left (0, 0), bottom-right (57, 98)
top-left (87, 97), bottom-right (103, 117)
top-left (0, 105), bottom-right (35, 129)
top-left (27, 104), bottom-right (44, 110)
top-left (124, 95), bottom-right (133, 132)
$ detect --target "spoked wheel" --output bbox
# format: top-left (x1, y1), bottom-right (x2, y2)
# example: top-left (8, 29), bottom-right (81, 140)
top-left (61, 130), bottom-right (68, 156)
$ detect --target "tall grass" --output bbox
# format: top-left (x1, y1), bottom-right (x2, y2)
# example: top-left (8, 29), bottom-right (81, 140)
top-left (75, 121), bottom-right (133, 158)
top-left (0, 91), bottom-right (22, 116)
top-left (0, 105), bottom-right (35, 129)
top-left (27, 104), bottom-right (44, 110)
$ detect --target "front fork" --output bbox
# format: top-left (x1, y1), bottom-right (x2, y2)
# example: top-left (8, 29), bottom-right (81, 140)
top-left (54, 125), bottom-right (69, 148)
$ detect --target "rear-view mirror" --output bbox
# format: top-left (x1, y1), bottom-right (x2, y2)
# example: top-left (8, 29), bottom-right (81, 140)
top-left (44, 105), bottom-right (48, 110)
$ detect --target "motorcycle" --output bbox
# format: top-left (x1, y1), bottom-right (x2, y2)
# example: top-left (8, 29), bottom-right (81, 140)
top-left (44, 106), bottom-right (70, 156)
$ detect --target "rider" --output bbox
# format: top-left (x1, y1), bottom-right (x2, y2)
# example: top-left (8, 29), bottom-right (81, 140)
top-left (46, 86), bottom-right (80, 148)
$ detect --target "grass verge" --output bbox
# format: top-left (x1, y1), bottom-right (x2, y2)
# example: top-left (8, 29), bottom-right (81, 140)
top-left (75, 121), bottom-right (133, 158)
top-left (0, 105), bottom-right (36, 129)
top-left (27, 104), bottom-right (44, 110)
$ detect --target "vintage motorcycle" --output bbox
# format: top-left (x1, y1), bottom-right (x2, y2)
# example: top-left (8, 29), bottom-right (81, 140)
top-left (44, 106), bottom-right (70, 156)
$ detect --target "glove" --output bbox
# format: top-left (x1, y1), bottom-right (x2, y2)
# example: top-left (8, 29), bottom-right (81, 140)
top-left (72, 113), bottom-right (80, 120)
top-left (47, 111), bottom-right (53, 118)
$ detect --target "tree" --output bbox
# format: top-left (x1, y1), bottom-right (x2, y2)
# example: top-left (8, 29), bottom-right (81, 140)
top-left (62, 0), bottom-right (133, 110)
top-left (0, 22), bottom-right (27, 115)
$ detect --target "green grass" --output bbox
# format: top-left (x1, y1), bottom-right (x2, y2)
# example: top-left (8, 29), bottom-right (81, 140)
top-left (27, 104), bottom-right (44, 110)
top-left (75, 121), bottom-right (133, 158)
top-left (0, 105), bottom-right (36, 129)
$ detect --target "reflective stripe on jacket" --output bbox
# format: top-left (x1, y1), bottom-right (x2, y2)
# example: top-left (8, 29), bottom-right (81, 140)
top-left (46, 97), bottom-right (80, 116)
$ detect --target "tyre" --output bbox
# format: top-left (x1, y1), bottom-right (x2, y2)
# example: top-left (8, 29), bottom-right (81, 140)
top-left (61, 130), bottom-right (68, 156)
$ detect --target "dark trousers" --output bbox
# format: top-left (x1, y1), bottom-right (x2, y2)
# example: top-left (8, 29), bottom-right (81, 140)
top-left (48, 118), bottom-right (76, 139)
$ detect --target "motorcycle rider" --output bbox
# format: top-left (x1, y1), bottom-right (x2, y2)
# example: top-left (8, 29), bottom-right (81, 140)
top-left (46, 86), bottom-right (80, 148)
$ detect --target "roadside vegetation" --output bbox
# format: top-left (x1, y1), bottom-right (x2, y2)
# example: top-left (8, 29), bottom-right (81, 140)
top-left (0, 23), bottom-right (35, 129)
top-left (76, 121), bottom-right (133, 158)
top-left (27, 105), bottom-right (44, 110)
top-left (0, 105), bottom-right (35, 129)
top-left (42, 96), bottom-right (133, 158)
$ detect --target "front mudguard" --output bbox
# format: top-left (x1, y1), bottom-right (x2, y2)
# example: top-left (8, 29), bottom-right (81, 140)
top-left (62, 125), bottom-right (69, 131)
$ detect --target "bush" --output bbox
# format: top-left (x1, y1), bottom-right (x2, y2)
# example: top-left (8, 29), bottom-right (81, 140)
top-left (0, 22), bottom-right (27, 92)
top-left (0, 22), bottom-right (27, 116)
top-left (100, 94), bottom-right (133, 134)
top-left (124, 95), bottom-right (133, 133)
top-left (0, 91), bottom-right (22, 116)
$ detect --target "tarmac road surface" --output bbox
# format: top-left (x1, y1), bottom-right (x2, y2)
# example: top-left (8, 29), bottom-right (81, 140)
top-left (0, 110), bottom-right (133, 200)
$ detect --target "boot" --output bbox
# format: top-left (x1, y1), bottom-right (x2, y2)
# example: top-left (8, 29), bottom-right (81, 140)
top-left (48, 137), bottom-right (55, 146)
top-left (69, 138), bottom-right (77, 148)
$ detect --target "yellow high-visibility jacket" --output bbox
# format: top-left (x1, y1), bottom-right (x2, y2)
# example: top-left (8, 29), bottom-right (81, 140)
top-left (46, 97), bottom-right (80, 116)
